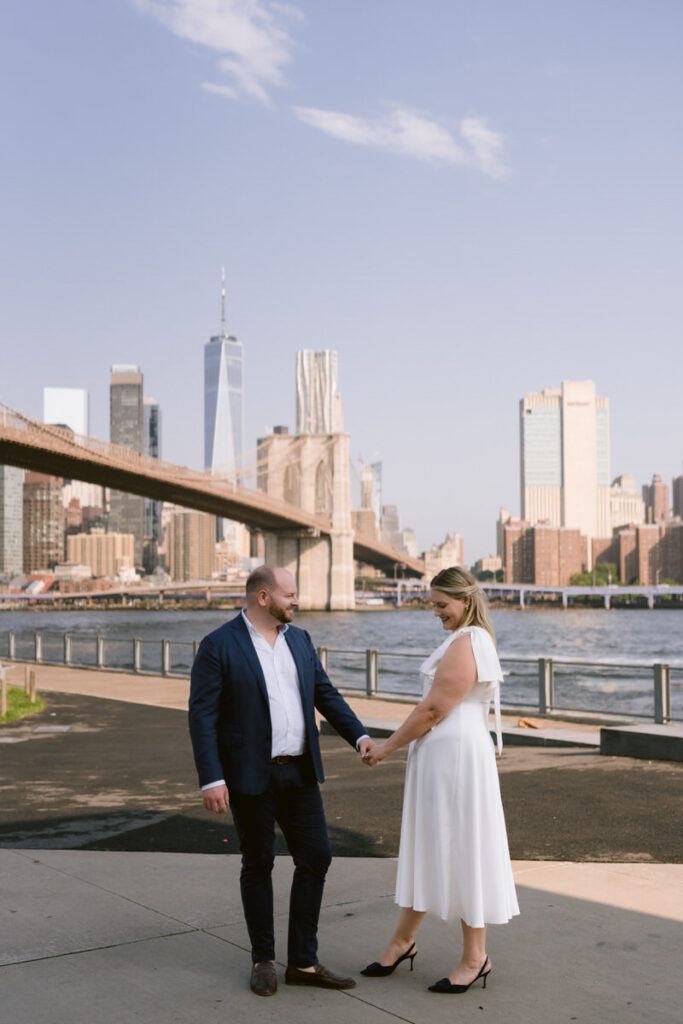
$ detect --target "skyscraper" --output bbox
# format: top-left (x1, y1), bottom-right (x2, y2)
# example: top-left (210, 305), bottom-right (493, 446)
top-left (520, 380), bottom-right (610, 543)
top-left (43, 387), bottom-right (102, 510)
top-left (0, 465), bottom-right (24, 575)
top-left (204, 274), bottom-right (244, 475)
top-left (109, 364), bottom-right (144, 565)
top-left (295, 350), bottom-right (343, 434)
top-left (673, 475), bottom-right (683, 519)
top-left (143, 397), bottom-right (163, 571)
top-left (43, 387), bottom-right (89, 436)
top-left (360, 460), bottom-right (382, 528)
top-left (164, 507), bottom-right (215, 582)
top-left (642, 473), bottom-right (670, 523)
top-left (610, 473), bottom-right (645, 531)
top-left (204, 273), bottom-right (246, 553)
top-left (23, 472), bottom-right (64, 572)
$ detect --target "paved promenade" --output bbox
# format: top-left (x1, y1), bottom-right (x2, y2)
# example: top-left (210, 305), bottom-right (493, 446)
top-left (1, 662), bottom-right (682, 1022)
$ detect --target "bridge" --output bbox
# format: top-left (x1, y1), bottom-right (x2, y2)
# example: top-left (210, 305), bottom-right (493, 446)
top-left (0, 403), bottom-right (424, 606)
top-left (480, 582), bottom-right (683, 609)
top-left (355, 580), bottom-right (683, 609)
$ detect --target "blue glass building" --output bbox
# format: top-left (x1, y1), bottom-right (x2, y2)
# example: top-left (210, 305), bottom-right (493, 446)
top-left (204, 332), bottom-right (244, 476)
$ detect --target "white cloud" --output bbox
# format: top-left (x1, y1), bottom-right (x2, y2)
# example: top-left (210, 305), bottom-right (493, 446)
top-left (132, 0), bottom-right (301, 104)
top-left (460, 118), bottom-right (508, 180)
top-left (294, 105), bottom-right (509, 178)
top-left (201, 81), bottom-right (237, 99)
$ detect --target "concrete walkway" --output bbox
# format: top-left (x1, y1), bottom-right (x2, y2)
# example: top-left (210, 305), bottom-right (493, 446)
top-left (1, 662), bottom-right (681, 1022)
top-left (2, 850), bottom-right (681, 1024)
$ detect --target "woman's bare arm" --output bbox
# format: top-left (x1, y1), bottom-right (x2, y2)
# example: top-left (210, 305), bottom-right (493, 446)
top-left (363, 635), bottom-right (478, 765)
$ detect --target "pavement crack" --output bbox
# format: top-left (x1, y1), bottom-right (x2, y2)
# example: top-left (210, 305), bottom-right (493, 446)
top-left (1, 929), bottom-right (198, 968)
top-left (334, 990), bottom-right (423, 1022)
top-left (7, 851), bottom-right (209, 930)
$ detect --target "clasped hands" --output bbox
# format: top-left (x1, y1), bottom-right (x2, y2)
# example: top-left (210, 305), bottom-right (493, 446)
top-left (358, 736), bottom-right (388, 767)
top-left (203, 740), bottom-right (386, 813)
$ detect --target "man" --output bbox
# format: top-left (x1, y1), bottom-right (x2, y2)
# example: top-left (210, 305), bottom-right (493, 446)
top-left (189, 565), bottom-right (375, 997)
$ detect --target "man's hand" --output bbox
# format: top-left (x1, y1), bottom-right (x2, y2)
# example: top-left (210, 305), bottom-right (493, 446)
top-left (202, 784), bottom-right (229, 814)
top-left (358, 736), bottom-right (376, 762)
top-left (362, 742), bottom-right (388, 767)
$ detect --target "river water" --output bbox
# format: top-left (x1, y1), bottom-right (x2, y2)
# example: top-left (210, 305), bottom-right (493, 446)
top-left (1, 607), bottom-right (682, 720)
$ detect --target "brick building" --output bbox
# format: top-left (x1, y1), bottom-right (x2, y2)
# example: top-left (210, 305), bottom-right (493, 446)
top-left (642, 474), bottom-right (670, 524)
top-left (23, 472), bottom-right (64, 573)
top-left (504, 522), bottom-right (588, 586)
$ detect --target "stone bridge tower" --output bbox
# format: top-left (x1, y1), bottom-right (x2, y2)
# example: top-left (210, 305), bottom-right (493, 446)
top-left (256, 429), bottom-right (355, 610)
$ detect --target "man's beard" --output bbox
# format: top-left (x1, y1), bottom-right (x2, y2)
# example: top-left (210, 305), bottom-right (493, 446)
top-left (269, 601), bottom-right (293, 624)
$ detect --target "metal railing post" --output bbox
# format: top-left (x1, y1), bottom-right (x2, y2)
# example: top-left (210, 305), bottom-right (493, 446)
top-left (162, 639), bottom-right (171, 676)
top-left (64, 633), bottom-right (72, 665)
top-left (8, 631), bottom-right (15, 660)
top-left (538, 657), bottom-right (554, 713)
top-left (317, 646), bottom-right (328, 672)
top-left (96, 635), bottom-right (105, 669)
top-left (653, 663), bottom-right (670, 724)
top-left (133, 638), bottom-right (142, 673)
top-left (366, 649), bottom-right (378, 696)
top-left (35, 632), bottom-right (42, 664)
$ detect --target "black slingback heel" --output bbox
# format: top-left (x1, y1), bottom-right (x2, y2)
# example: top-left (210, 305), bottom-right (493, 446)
top-left (361, 942), bottom-right (417, 977)
top-left (428, 955), bottom-right (491, 993)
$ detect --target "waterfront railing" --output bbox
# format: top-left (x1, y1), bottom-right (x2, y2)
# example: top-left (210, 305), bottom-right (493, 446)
top-left (1, 628), bottom-right (681, 725)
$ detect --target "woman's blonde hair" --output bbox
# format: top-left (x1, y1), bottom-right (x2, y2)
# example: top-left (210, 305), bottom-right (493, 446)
top-left (430, 566), bottom-right (496, 643)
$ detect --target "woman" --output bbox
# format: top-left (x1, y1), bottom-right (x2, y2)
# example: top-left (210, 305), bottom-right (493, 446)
top-left (361, 566), bottom-right (519, 994)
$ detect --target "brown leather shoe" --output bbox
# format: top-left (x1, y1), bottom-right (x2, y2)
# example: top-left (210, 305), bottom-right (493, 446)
top-left (285, 964), bottom-right (356, 989)
top-left (250, 961), bottom-right (277, 996)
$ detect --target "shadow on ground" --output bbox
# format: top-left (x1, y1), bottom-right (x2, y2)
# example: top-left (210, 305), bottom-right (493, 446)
top-left (1, 691), bottom-right (681, 860)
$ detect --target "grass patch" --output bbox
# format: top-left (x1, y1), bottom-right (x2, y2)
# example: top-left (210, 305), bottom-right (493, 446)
top-left (0, 684), bottom-right (45, 723)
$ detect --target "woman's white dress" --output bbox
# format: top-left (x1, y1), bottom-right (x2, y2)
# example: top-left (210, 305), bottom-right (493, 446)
top-left (395, 626), bottom-right (520, 928)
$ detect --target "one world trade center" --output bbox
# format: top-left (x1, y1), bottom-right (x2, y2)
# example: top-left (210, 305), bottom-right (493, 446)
top-left (204, 272), bottom-right (244, 542)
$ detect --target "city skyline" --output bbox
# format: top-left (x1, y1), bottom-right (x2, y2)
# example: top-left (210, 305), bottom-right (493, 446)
top-left (2, 1), bottom-right (682, 559)
top-left (4, 336), bottom-right (682, 565)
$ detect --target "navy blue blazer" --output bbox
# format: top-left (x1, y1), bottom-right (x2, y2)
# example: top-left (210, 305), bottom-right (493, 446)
top-left (188, 613), bottom-right (366, 794)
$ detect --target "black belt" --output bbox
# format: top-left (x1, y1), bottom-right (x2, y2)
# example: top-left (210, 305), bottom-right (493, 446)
top-left (271, 754), bottom-right (302, 764)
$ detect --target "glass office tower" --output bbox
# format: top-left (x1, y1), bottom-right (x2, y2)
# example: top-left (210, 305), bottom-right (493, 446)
top-left (204, 334), bottom-right (243, 476)
top-left (520, 379), bottom-right (610, 541)
top-left (109, 364), bottom-right (144, 566)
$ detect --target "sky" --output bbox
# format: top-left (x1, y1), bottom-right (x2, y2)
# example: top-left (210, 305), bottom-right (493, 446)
top-left (2, 0), bottom-right (682, 562)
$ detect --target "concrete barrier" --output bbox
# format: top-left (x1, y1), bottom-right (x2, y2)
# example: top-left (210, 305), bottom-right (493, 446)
top-left (600, 723), bottom-right (683, 762)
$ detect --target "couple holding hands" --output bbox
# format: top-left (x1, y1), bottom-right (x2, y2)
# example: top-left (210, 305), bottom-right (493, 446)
top-left (188, 564), bottom-right (518, 998)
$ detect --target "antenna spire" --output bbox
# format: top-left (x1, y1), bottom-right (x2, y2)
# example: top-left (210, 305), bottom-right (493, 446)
top-left (220, 267), bottom-right (226, 335)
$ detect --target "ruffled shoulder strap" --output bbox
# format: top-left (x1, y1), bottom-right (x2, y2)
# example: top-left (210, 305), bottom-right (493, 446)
top-left (457, 627), bottom-right (504, 755)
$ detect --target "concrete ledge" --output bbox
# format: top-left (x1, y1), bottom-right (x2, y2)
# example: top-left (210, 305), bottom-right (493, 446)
top-left (499, 726), bottom-right (599, 748)
top-left (321, 719), bottom-right (600, 748)
top-left (600, 723), bottom-right (683, 762)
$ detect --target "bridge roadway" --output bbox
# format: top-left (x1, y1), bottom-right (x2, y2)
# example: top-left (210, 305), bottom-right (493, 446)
top-left (0, 404), bottom-right (424, 577)
top-left (365, 581), bottom-right (683, 607)
top-left (480, 582), bottom-right (683, 608)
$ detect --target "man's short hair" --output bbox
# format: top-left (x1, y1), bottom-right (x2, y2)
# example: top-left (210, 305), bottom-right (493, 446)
top-left (245, 565), bottom-right (278, 597)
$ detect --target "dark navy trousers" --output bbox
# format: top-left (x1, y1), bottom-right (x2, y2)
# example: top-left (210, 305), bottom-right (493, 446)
top-left (228, 757), bottom-right (332, 967)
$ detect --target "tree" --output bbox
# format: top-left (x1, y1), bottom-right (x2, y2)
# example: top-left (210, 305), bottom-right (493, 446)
top-left (569, 563), bottom-right (619, 586)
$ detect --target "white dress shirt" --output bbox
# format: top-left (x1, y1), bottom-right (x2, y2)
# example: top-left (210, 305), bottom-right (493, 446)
top-left (201, 611), bottom-right (305, 791)
top-left (242, 611), bottom-right (306, 758)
